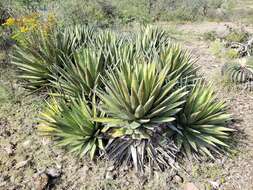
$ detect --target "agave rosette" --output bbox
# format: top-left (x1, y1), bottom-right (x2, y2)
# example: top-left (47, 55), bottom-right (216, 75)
top-left (135, 26), bottom-right (171, 59)
top-left (96, 62), bottom-right (188, 136)
top-left (223, 57), bottom-right (253, 81)
top-left (39, 96), bottom-right (105, 159)
top-left (175, 82), bottom-right (233, 159)
top-left (50, 48), bottom-right (106, 98)
top-left (12, 25), bottom-right (95, 90)
top-left (94, 61), bottom-right (188, 171)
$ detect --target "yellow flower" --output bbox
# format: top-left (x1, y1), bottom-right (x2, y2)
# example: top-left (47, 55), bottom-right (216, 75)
top-left (20, 26), bottom-right (29, 33)
top-left (3, 17), bottom-right (15, 26)
top-left (47, 13), bottom-right (56, 23)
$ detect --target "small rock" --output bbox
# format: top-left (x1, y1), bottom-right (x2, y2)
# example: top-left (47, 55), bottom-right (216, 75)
top-left (183, 182), bottom-right (199, 190)
top-left (46, 168), bottom-right (61, 178)
top-left (208, 180), bottom-right (220, 189)
top-left (15, 159), bottom-right (31, 169)
top-left (4, 144), bottom-right (14, 156)
top-left (81, 165), bottom-right (90, 173)
top-left (0, 182), bottom-right (7, 187)
top-left (172, 175), bottom-right (183, 183)
top-left (22, 140), bottom-right (31, 147)
top-left (105, 172), bottom-right (114, 180)
top-left (33, 173), bottom-right (48, 190)
top-left (106, 165), bottom-right (115, 172)
top-left (139, 175), bottom-right (148, 186)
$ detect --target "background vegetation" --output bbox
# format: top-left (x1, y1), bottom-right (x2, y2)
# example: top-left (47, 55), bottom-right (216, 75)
top-left (1, 0), bottom-right (236, 26)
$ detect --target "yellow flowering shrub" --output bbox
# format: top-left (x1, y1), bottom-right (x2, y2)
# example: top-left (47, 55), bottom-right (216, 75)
top-left (3, 17), bottom-right (16, 26)
top-left (2, 12), bottom-right (56, 45)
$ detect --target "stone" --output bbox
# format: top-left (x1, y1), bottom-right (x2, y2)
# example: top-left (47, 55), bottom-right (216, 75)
top-left (22, 140), bottom-right (31, 147)
top-left (15, 159), bottom-right (31, 169)
top-left (46, 168), bottom-right (61, 178)
top-left (183, 182), bottom-right (199, 190)
top-left (172, 175), bottom-right (183, 183)
top-left (105, 172), bottom-right (114, 180)
top-left (33, 173), bottom-right (48, 190)
top-left (208, 180), bottom-right (220, 189)
top-left (4, 144), bottom-right (14, 156)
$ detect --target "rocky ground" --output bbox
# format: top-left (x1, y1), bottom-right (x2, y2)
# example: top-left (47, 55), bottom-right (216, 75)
top-left (1, 20), bottom-right (253, 190)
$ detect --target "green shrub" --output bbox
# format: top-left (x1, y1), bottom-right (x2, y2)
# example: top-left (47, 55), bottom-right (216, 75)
top-left (4, 0), bottom-right (237, 28)
top-left (225, 27), bottom-right (249, 43)
top-left (225, 49), bottom-right (239, 59)
top-left (203, 31), bottom-right (217, 41)
top-left (49, 0), bottom-right (119, 27)
top-left (0, 1), bottom-right (11, 25)
top-left (149, 0), bottom-right (235, 22)
top-left (209, 39), bottom-right (224, 58)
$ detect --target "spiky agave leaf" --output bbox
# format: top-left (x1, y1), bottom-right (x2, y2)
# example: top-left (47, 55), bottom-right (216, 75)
top-left (50, 48), bottom-right (106, 98)
top-left (94, 61), bottom-right (187, 171)
top-left (38, 96), bottom-right (105, 160)
top-left (50, 42), bottom-right (139, 99)
top-left (175, 82), bottom-right (233, 159)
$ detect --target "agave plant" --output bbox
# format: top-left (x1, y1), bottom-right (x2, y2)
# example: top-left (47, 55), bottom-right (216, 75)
top-left (134, 27), bottom-right (198, 83)
top-left (38, 96), bottom-right (105, 159)
top-left (175, 82), bottom-right (233, 159)
top-left (50, 48), bottom-right (106, 98)
top-left (63, 24), bottom-right (96, 49)
top-left (134, 26), bottom-right (171, 60)
top-left (12, 25), bottom-right (95, 90)
top-left (95, 61), bottom-right (188, 171)
top-left (12, 29), bottom-right (58, 90)
top-left (91, 30), bottom-right (126, 66)
top-left (158, 44), bottom-right (198, 82)
top-left (222, 57), bottom-right (253, 84)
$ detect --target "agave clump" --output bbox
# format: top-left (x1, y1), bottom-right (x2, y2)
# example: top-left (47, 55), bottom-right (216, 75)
top-left (175, 82), bottom-right (233, 159)
top-left (36, 26), bottom-right (234, 173)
